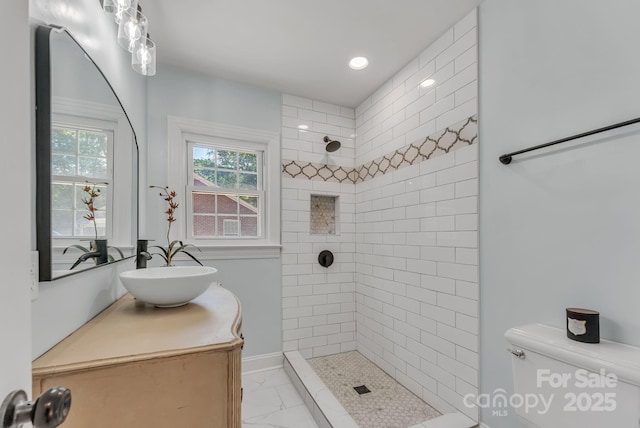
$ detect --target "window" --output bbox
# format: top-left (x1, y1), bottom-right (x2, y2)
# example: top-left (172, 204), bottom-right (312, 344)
top-left (51, 116), bottom-right (114, 239)
top-left (167, 117), bottom-right (281, 250)
top-left (187, 143), bottom-right (262, 239)
top-left (50, 97), bottom-right (134, 253)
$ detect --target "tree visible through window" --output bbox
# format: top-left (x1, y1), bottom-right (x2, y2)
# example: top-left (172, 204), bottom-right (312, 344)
top-left (188, 143), bottom-right (262, 238)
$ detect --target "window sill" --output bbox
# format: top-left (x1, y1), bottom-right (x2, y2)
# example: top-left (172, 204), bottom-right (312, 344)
top-left (171, 244), bottom-right (282, 260)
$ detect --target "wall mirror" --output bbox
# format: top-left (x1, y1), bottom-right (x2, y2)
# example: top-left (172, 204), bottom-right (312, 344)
top-left (36, 25), bottom-right (138, 281)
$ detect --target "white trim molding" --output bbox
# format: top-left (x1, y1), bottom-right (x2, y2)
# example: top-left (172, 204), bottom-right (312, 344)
top-left (242, 352), bottom-right (284, 374)
top-left (167, 116), bottom-right (281, 250)
top-left (170, 244), bottom-right (281, 261)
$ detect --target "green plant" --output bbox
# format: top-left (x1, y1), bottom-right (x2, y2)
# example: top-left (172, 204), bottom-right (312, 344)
top-left (149, 186), bottom-right (203, 266)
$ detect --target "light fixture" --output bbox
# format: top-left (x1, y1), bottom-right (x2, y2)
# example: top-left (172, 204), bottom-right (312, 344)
top-left (420, 78), bottom-right (436, 88)
top-left (298, 124), bottom-right (309, 130)
top-left (103, 0), bottom-right (157, 76)
top-left (117, 9), bottom-right (148, 52)
top-left (104, 0), bottom-right (138, 24)
top-left (349, 56), bottom-right (369, 70)
top-left (132, 37), bottom-right (156, 76)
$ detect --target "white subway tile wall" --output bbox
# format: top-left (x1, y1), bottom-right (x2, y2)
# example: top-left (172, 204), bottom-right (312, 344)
top-left (355, 10), bottom-right (478, 167)
top-left (282, 176), bottom-right (357, 359)
top-left (282, 94), bottom-right (356, 168)
top-left (281, 7), bottom-right (478, 421)
top-left (354, 9), bottom-right (478, 421)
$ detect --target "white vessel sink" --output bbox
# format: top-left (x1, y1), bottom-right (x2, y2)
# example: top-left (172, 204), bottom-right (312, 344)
top-left (120, 266), bottom-right (218, 307)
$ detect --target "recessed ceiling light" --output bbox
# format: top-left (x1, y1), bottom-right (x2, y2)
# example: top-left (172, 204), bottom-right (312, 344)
top-left (420, 78), bottom-right (435, 88)
top-left (298, 124), bottom-right (309, 130)
top-left (349, 57), bottom-right (369, 70)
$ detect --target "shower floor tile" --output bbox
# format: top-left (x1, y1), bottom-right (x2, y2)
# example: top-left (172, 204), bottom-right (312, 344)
top-left (308, 351), bottom-right (441, 428)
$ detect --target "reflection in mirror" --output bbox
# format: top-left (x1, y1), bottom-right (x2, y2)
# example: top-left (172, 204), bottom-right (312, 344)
top-left (36, 26), bottom-right (138, 280)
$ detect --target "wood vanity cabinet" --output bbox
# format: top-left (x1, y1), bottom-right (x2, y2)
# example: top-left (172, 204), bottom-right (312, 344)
top-left (32, 286), bottom-right (243, 428)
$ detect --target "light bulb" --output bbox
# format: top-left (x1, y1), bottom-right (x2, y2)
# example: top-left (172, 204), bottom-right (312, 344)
top-left (349, 57), bottom-right (369, 70)
top-left (124, 20), bottom-right (140, 39)
top-left (420, 78), bottom-right (435, 88)
top-left (136, 46), bottom-right (151, 65)
top-left (132, 37), bottom-right (156, 76)
top-left (117, 9), bottom-right (147, 52)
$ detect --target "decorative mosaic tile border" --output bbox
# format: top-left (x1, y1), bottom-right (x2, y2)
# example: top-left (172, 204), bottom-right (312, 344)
top-left (282, 115), bottom-right (477, 184)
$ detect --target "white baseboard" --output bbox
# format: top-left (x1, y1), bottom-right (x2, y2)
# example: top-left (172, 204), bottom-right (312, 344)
top-left (242, 352), bottom-right (283, 374)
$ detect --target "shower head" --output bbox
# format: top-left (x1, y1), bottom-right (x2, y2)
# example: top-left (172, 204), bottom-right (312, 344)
top-left (323, 136), bottom-right (341, 152)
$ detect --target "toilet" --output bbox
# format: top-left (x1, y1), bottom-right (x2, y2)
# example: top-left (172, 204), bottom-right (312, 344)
top-left (505, 323), bottom-right (640, 427)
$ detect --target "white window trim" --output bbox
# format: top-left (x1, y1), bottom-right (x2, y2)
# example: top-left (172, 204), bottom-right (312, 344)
top-left (51, 96), bottom-right (134, 250)
top-left (167, 116), bottom-right (281, 254)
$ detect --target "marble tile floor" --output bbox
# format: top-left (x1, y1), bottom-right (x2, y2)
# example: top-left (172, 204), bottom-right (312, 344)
top-left (308, 351), bottom-right (441, 428)
top-left (242, 367), bottom-right (319, 428)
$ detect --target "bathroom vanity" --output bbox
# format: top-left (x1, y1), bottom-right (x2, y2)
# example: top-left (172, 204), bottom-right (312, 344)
top-left (32, 286), bottom-right (243, 428)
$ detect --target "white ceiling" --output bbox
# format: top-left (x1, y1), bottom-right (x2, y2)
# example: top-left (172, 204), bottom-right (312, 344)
top-left (142, 0), bottom-right (481, 108)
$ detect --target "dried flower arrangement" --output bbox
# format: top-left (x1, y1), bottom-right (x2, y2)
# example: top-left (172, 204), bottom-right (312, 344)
top-left (64, 181), bottom-right (123, 269)
top-left (149, 186), bottom-right (202, 266)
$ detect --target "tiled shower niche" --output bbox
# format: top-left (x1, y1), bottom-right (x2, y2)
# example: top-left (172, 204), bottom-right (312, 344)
top-left (310, 195), bottom-right (338, 235)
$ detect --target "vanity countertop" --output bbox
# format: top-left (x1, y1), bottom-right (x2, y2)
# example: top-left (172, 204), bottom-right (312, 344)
top-left (33, 285), bottom-right (242, 376)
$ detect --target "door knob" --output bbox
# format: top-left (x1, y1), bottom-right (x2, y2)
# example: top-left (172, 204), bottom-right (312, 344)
top-left (0, 387), bottom-right (71, 428)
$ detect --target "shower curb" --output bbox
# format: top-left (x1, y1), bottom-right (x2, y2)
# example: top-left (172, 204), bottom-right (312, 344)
top-left (283, 351), bottom-right (358, 428)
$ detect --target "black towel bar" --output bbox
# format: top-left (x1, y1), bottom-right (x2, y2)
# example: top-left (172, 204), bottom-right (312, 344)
top-left (499, 116), bottom-right (640, 165)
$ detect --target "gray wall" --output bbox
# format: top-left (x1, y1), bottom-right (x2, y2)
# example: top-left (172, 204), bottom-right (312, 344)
top-left (30, 0), bottom-right (148, 358)
top-left (146, 64), bottom-right (283, 357)
top-left (478, 1), bottom-right (640, 427)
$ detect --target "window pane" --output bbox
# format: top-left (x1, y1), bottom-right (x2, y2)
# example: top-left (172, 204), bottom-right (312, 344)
top-left (78, 157), bottom-right (108, 178)
top-left (75, 211), bottom-right (98, 237)
top-left (78, 131), bottom-right (108, 157)
top-left (240, 216), bottom-right (258, 237)
top-left (217, 171), bottom-right (238, 188)
top-left (216, 194), bottom-right (238, 214)
top-left (216, 150), bottom-right (238, 169)
top-left (239, 196), bottom-right (258, 214)
top-left (52, 154), bottom-right (77, 176)
top-left (193, 147), bottom-right (216, 168)
top-left (239, 173), bottom-right (257, 190)
top-left (193, 215), bottom-right (215, 236)
top-left (223, 219), bottom-right (239, 236)
top-left (52, 183), bottom-right (74, 210)
top-left (187, 143), bottom-right (262, 240)
top-left (193, 168), bottom-right (216, 186)
top-left (239, 152), bottom-right (257, 172)
top-left (193, 192), bottom-right (215, 214)
top-left (51, 210), bottom-right (73, 236)
top-left (52, 128), bottom-right (77, 154)
top-left (218, 215), bottom-right (238, 236)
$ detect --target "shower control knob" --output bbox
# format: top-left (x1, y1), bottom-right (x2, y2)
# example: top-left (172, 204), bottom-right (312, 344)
top-left (0, 387), bottom-right (71, 428)
top-left (318, 250), bottom-right (334, 268)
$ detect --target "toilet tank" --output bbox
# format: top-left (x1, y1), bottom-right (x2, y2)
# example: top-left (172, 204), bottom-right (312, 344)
top-left (505, 324), bottom-right (640, 427)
